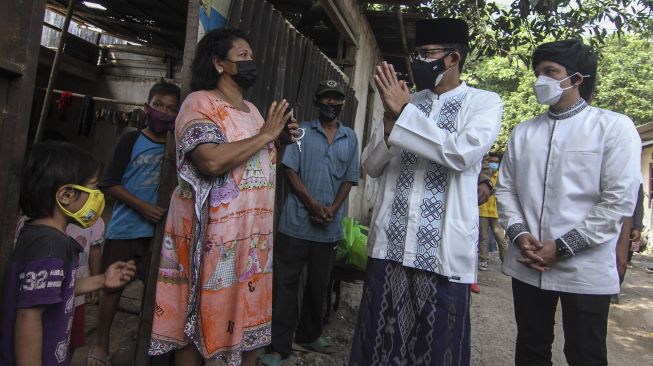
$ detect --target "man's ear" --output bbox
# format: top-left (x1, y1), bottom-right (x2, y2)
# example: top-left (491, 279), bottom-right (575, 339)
top-left (447, 51), bottom-right (461, 69)
top-left (143, 103), bottom-right (149, 113)
top-left (572, 73), bottom-right (585, 87)
top-left (56, 186), bottom-right (75, 206)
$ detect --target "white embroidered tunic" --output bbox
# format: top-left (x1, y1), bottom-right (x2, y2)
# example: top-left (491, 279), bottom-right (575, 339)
top-left (363, 82), bottom-right (503, 283)
top-left (497, 103), bottom-right (641, 294)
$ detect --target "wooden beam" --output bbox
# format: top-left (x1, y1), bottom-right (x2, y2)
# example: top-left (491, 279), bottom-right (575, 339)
top-left (71, 10), bottom-right (183, 37)
top-left (180, 0), bottom-right (200, 98)
top-left (319, 0), bottom-right (358, 46)
top-left (159, 0), bottom-right (186, 18)
top-left (0, 59), bottom-right (23, 76)
top-left (38, 47), bottom-right (99, 82)
top-left (48, 2), bottom-right (184, 49)
top-left (395, 6), bottom-right (414, 85)
top-left (0, 0), bottom-right (48, 304)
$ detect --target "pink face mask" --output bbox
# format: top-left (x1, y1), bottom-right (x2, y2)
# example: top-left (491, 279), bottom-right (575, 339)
top-left (146, 107), bottom-right (177, 133)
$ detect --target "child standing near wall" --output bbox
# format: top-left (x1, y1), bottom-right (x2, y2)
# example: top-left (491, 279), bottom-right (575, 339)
top-left (88, 81), bottom-right (180, 365)
top-left (0, 141), bottom-right (136, 366)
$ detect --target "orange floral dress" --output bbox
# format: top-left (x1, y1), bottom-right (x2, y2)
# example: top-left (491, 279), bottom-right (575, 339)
top-left (149, 90), bottom-right (276, 365)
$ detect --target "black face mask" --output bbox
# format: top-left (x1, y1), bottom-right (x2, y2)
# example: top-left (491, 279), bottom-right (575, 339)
top-left (317, 103), bottom-right (343, 120)
top-left (226, 60), bottom-right (257, 90)
top-left (411, 54), bottom-right (451, 91)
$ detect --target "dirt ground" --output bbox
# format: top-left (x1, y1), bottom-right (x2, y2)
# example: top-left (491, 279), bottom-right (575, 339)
top-left (71, 252), bottom-right (653, 366)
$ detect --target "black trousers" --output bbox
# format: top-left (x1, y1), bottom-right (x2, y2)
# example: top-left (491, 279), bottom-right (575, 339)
top-left (512, 278), bottom-right (611, 366)
top-left (269, 232), bottom-right (336, 358)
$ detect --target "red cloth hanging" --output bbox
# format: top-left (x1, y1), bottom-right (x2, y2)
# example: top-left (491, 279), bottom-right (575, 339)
top-left (56, 91), bottom-right (73, 110)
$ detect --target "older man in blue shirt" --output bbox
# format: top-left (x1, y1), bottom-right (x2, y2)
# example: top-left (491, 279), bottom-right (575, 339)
top-left (261, 80), bottom-right (359, 365)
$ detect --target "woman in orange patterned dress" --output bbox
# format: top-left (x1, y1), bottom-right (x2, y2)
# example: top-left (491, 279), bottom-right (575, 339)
top-left (148, 29), bottom-right (297, 366)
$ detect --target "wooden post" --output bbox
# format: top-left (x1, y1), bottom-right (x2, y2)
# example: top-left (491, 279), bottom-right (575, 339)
top-left (34, 0), bottom-right (76, 143)
top-left (180, 0), bottom-right (201, 98)
top-left (395, 6), bottom-right (414, 86)
top-left (0, 0), bottom-right (48, 304)
top-left (132, 1), bottom-right (200, 365)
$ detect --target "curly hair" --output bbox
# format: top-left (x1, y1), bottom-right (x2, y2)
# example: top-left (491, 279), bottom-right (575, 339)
top-left (191, 28), bottom-right (251, 91)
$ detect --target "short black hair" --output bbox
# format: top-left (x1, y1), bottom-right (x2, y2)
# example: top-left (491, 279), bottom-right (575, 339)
top-left (191, 28), bottom-right (251, 91)
top-left (442, 43), bottom-right (470, 71)
top-left (532, 39), bottom-right (598, 101)
top-left (148, 81), bottom-right (181, 104)
top-left (488, 151), bottom-right (503, 161)
top-left (20, 142), bottom-right (101, 219)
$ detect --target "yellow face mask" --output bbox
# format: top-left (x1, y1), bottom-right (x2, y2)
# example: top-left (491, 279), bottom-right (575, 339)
top-left (56, 184), bottom-right (105, 229)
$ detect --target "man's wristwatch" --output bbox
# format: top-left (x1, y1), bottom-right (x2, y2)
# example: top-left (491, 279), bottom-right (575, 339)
top-left (479, 179), bottom-right (493, 191)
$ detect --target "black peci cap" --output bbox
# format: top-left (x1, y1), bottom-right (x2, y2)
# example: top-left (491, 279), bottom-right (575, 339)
top-left (415, 18), bottom-right (469, 47)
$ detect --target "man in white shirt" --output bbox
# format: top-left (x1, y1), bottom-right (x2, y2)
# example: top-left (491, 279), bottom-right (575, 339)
top-left (348, 18), bottom-right (503, 366)
top-left (496, 39), bottom-right (641, 366)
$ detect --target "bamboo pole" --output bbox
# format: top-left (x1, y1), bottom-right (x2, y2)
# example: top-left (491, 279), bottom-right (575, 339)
top-left (34, 0), bottom-right (76, 143)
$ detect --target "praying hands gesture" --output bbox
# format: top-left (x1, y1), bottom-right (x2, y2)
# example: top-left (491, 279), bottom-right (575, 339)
top-left (374, 61), bottom-right (411, 118)
top-left (515, 234), bottom-right (558, 272)
top-left (261, 100), bottom-right (300, 144)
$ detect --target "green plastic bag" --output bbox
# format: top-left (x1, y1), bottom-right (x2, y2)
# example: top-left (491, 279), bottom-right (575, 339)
top-left (336, 217), bottom-right (355, 263)
top-left (336, 217), bottom-right (368, 271)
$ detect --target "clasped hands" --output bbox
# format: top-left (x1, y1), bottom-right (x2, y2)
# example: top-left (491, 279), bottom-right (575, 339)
top-left (308, 200), bottom-right (336, 227)
top-left (514, 234), bottom-right (558, 272)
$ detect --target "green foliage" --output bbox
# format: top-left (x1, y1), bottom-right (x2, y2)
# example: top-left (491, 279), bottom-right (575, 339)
top-left (367, 0), bottom-right (653, 59)
top-left (463, 54), bottom-right (544, 151)
top-left (365, 1), bottom-right (653, 150)
top-left (462, 35), bottom-right (653, 152)
top-left (593, 36), bottom-right (653, 124)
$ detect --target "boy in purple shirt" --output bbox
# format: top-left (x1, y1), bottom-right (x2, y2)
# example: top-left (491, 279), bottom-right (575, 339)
top-left (0, 142), bottom-right (136, 366)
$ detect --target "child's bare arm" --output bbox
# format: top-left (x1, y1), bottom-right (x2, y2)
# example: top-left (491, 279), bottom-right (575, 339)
top-left (75, 260), bottom-right (136, 295)
top-left (75, 275), bottom-right (105, 295)
top-left (15, 306), bottom-right (44, 366)
top-left (103, 185), bottom-right (166, 223)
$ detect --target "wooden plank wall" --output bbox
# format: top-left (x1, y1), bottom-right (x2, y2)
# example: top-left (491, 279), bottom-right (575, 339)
top-left (227, 0), bottom-right (358, 126)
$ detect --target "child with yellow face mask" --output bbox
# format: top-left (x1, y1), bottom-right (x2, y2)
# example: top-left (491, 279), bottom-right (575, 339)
top-left (0, 141), bottom-right (136, 366)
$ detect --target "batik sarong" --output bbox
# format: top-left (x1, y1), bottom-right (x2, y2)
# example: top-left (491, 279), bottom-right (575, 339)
top-left (349, 257), bottom-right (471, 366)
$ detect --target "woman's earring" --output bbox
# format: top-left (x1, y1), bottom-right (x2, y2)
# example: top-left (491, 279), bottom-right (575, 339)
top-left (217, 68), bottom-right (223, 74)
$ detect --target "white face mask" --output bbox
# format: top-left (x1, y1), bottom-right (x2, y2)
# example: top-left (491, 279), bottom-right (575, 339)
top-left (533, 73), bottom-right (587, 105)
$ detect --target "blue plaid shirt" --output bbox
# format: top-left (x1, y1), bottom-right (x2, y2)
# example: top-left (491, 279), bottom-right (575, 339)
top-left (277, 120), bottom-right (359, 243)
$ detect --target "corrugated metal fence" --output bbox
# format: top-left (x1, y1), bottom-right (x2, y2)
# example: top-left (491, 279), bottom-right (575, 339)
top-left (226, 0), bottom-right (358, 126)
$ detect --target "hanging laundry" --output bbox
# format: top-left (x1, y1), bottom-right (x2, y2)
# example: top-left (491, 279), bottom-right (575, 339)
top-left (56, 91), bottom-right (73, 110)
top-left (77, 94), bottom-right (95, 136)
top-left (128, 108), bottom-right (146, 129)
